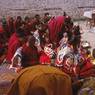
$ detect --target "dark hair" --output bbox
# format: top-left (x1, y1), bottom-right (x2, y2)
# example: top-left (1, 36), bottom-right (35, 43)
top-left (17, 16), bottom-right (22, 20)
top-left (35, 14), bottom-right (40, 18)
top-left (16, 28), bottom-right (26, 37)
top-left (65, 53), bottom-right (74, 59)
top-left (24, 16), bottom-right (30, 21)
top-left (44, 12), bottom-right (49, 16)
top-left (63, 12), bottom-right (67, 16)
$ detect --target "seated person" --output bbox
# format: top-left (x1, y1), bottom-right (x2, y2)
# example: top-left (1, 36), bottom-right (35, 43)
top-left (10, 35), bottom-right (41, 72)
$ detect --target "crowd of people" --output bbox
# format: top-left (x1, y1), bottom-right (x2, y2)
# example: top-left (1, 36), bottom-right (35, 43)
top-left (0, 12), bottom-right (95, 94)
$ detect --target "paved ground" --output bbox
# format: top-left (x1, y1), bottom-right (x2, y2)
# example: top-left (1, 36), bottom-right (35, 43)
top-left (0, 64), bottom-right (17, 95)
top-left (74, 21), bottom-right (95, 53)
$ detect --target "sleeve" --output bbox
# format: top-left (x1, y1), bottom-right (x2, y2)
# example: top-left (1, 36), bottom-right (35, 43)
top-left (11, 47), bottom-right (22, 68)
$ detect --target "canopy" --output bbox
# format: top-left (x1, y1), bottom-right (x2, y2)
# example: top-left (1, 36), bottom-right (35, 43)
top-left (83, 10), bottom-right (95, 19)
top-left (83, 11), bottom-right (93, 18)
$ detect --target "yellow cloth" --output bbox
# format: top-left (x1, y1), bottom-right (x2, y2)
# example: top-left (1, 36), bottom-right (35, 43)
top-left (8, 65), bottom-right (72, 95)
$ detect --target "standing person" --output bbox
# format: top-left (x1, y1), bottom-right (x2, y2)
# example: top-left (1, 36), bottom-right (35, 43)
top-left (70, 25), bottom-right (81, 53)
top-left (48, 15), bottom-right (65, 46)
top-left (43, 12), bottom-right (51, 24)
top-left (14, 16), bottom-right (23, 31)
top-left (34, 14), bottom-right (41, 25)
top-left (1, 16), bottom-right (9, 42)
top-left (7, 17), bottom-right (15, 37)
top-left (0, 21), bottom-right (6, 44)
top-left (6, 28), bottom-right (26, 64)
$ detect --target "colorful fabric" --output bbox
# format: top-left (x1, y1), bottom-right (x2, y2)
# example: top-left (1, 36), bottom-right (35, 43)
top-left (56, 45), bottom-right (72, 65)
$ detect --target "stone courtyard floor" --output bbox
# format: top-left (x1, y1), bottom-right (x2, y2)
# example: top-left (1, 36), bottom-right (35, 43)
top-left (74, 20), bottom-right (95, 53)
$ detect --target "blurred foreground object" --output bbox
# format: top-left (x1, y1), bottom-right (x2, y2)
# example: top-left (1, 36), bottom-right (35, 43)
top-left (8, 65), bottom-right (72, 95)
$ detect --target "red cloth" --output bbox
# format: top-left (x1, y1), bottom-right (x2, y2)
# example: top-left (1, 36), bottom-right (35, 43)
top-left (76, 61), bottom-right (95, 78)
top-left (8, 33), bottom-right (18, 46)
top-left (48, 16), bottom-right (65, 44)
top-left (0, 25), bottom-right (4, 33)
top-left (21, 44), bottom-right (40, 67)
top-left (6, 33), bottom-right (22, 63)
top-left (60, 54), bottom-right (95, 79)
top-left (40, 52), bottom-right (51, 65)
top-left (62, 61), bottom-right (76, 78)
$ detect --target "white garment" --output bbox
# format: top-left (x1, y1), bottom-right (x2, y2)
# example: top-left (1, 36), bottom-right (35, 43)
top-left (33, 30), bottom-right (40, 46)
top-left (11, 47), bottom-right (22, 68)
top-left (44, 45), bottom-right (55, 58)
top-left (56, 46), bottom-right (72, 64)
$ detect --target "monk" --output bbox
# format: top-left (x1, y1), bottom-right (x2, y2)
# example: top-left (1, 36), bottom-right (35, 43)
top-left (21, 35), bottom-right (40, 67)
top-left (11, 35), bottom-right (41, 69)
top-left (48, 16), bottom-right (65, 46)
top-left (6, 28), bottom-right (26, 64)
top-left (14, 16), bottom-right (23, 31)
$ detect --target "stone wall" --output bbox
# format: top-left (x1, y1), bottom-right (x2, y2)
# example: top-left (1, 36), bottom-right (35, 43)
top-left (0, 0), bottom-right (95, 18)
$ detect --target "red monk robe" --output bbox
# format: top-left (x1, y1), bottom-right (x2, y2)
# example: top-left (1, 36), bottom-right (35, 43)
top-left (6, 33), bottom-right (22, 64)
top-left (21, 44), bottom-right (40, 67)
top-left (6, 29), bottom-right (26, 64)
top-left (76, 58), bottom-right (95, 79)
top-left (62, 56), bottom-right (95, 80)
top-left (59, 53), bottom-right (95, 81)
top-left (48, 16), bottom-right (65, 46)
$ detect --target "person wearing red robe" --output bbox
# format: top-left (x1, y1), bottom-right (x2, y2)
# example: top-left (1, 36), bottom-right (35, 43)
top-left (7, 17), bottom-right (15, 37)
top-left (48, 16), bottom-right (65, 46)
top-left (14, 16), bottom-right (23, 31)
top-left (62, 53), bottom-right (95, 80)
top-left (76, 56), bottom-right (95, 79)
top-left (6, 28), bottom-right (26, 64)
top-left (21, 35), bottom-right (40, 67)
